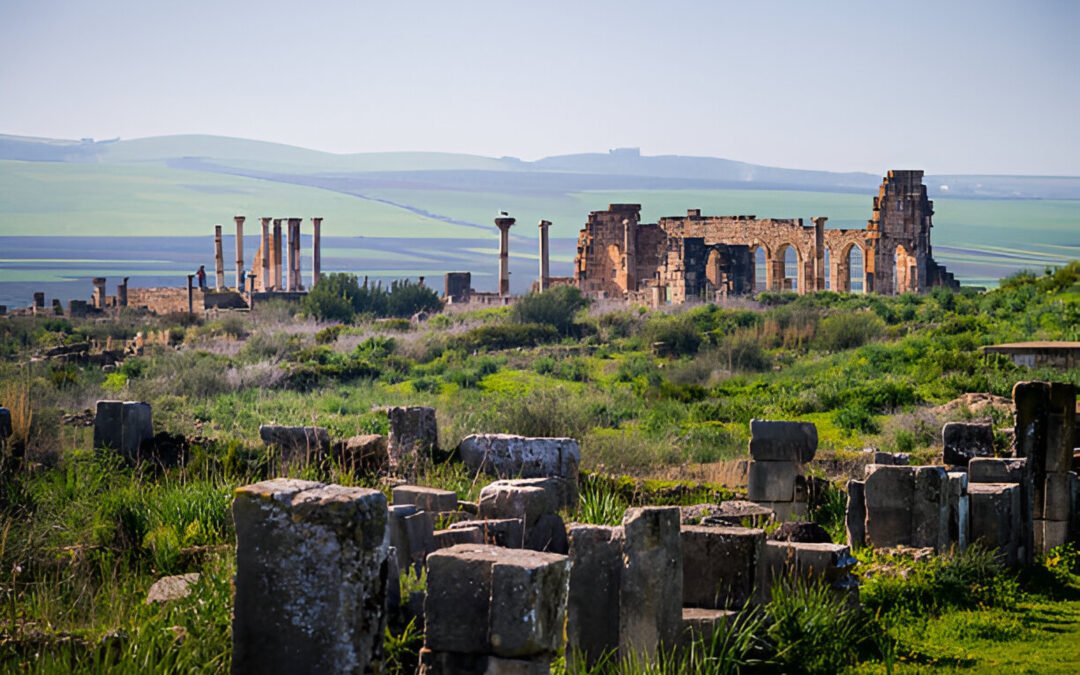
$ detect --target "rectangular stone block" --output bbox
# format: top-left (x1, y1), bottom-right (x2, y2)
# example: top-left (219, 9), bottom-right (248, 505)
top-left (450, 518), bottom-right (525, 548)
top-left (968, 483), bottom-right (1020, 566)
top-left (942, 421), bottom-right (994, 466)
top-left (748, 419), bottom-right (817, 463)
top-left (845, 480), bottom-right (866, 549)
top-left (393, 485), bottom-right (459, 513)
top-left (1035, 519), bottom-right (1069, 553)
top-left (1047, 383), bottom-right (1076, 473)
top-left (758, 500), bottom-right (808, 522)
top-left (120, 401), bottom-right (153, 462)
top-left (479, 480), bottom-right (560, 528)
top-left (864, 466), bottom-right (915, 548)
top-left (1043, 472), bottom-right (1073, 522)
top-left (873, 451), bottom-right (910, 466)
top-left (387, 406), bottom-right (438, 467)
top-left (947, 472), bottom-right (969, 551)
top-left (747, 460), bottom-right (801, 502)
top-left (418, 650), bottom-right (550, 675)
top-left (1013, 381), bottom-right (1050, 465)
top-left (679, 607), bottom-right (736, 650)
top-left (434, 526), bottom-right (484, 549)
top-left (93, 400), bottom-right (123, 451)
top-left (232, 479), bottom-right (389, 674)
top-left (566, 525), bottom-right (623, 669)
top-left (759, 541), bottom-right (858, 602)
top-left (258, 424), bottom-right (331, 463)
top-left (680, 525), bottom-right (763, 610)
top-left (620, 507), bottom-right (682, 662)
top-left (458, 433), bottom-right (581, 485)
top-left (403, 511), bottom-right (436, 569)
top-left (968, 457), bottom-right (1026, 483)
top-left (912, 466), bottom-right (949, 552)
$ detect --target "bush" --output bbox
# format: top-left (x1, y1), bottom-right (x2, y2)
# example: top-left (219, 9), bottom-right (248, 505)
top-left (644, 315), bottom-right (702, 358)
top-left (512, 285), bottom-right (588, 336)
top-left (813, 311), bottom-right (884, 352)
top-left (303, 273), bottom-right (361, 322)
top-left (457, 323), bottom-right (559, 351)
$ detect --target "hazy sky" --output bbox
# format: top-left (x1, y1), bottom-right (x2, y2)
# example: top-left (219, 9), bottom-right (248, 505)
top-left (1, 0), bottom-right (1077, 175)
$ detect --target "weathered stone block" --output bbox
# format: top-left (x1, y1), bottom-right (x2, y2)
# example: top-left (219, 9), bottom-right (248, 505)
top-left (680, 525), bottom-right (763, 610)
top-left (947, 471), bottom-right (969, 551)
top-left (748, 419), bottom-right (817, 463)
top-left (232, 478), bottom-right (389, 674)
top-left (524, 513), bottom-right (568, 554)
top-left (768, 521), bottom-right (831, 543)
top-left (762, 541), bottom-right (857, 586)
top-left (968, 457), bottom-right (1026, 483)
top-left (1013, 381), bottom-right (1050, 466)
top-left (258, 424), bottom-right (331, 463)
top-left (968, 483), bottom-right (1020, 566)
top-left (393, 485), bottom-right (459, 513)
top-left (566, 525), bottom-right (623, 669)
top-left (478, 481), bottom-right (559, 527)
top-left (435, 526), bottom-right (484, 549)
top-left (425, 544), bottom-right (569, 658)
top-left (387, 406), bottom-right (438, 467)
top-left (404, 511), bottom-right (436, 569)
top-left (942, 421), bottom-right (994, 466)
top-left (1035, 519), bottom-right (1069, 554)
top-left (757, 500), bottom-right (808, 521)
top-left (458, 434), bottom-right (581, 484)
top-left (338, 434), bottom-right (388, 473)
top-left (864, 466), bottom-right (915, 548)
top-left (679, 608), bottom-right (736, 650)
top-left (450, 518), bottom-right (524, 548)
top-left (873, 451), bottom-right (910, 466)
top-left (93, 400), bottom-right (123, 451)
top-left (691, 500), bottom-right (772, 528)
top-left (1043, 472), bottom-right (1074, 522)
top-left (845, 480), bottom-right (866, 549)
top-left (747, 460), bottom-right (800, 502)
top-left (620, 507), bottom-right (682, 661)
top-left (418, 650), bottom-right (551, 675)
top-left (1047, 383), bottom-right (1077, 474)
top-left (120, 401), bottom-right (153, 461)
top-left (912, 466), bottom-right (949, 552)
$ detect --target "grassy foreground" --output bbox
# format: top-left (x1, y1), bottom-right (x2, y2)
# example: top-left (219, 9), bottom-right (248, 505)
top-left (0, 262), bottom-right (1078, 672)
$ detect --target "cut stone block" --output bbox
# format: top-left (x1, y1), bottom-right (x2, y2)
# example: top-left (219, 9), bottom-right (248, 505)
top-left (748, 419), bottom-right (817, 463)
top-left (845, 480), bottom-right (866, 549)
top-left (680, 525), bottom-right (763, 610)
top-left (418, 649), bottom-right (550, 675)
top-left (93, 400), bottom-right (123, 451)
top-left (1013, 381), bottom-right (1050, 464)
top-left (232, 478), bottom-right (389, 674)
top-left (946, 472), bottom-right (969, 551)
top-left (873, 451), bottom-right (910, 466)
top-left (699, 500), bottom-right (773, 528)
top-left (968, 483), bottom-right (1020, 566)
top-left (435, 526), bottom-right (484, 549)
top-left (1043, 472), bottom-right (1074, 522)
top-left (757, 500), bottom-right (807, 521)
top-left (968, 457), bottom-right (1026, 483)
top-left (458, 433), bottom-right (581, 484)
top-left (769, 521), bottom-right (832, 543)
top-left (1035, 519), bottom-right (1069, 553)
top-left (258, 424), bottom-right (331, 463)
top-left (679, 608), bottom-right (736, 650)
top-left (566, 525), bottom-right (623, 669)
top-left (338, 433), bottom-right (388, 473)
top-left (120, 401), bottom-right (153, 462)
top-left (942, 421), bottom-right (994, 466)
top-left (747, 460), bottom-right (801, 502)
top-left (450, 518), bottom-right (525, 548)
top-left (387, 406), bottom-right (438, 468)
top-left (524, 513), bottom-right (568, 554)
top-left (864, 466), bottom-right (915, 548)
top-left (393, 485), bottom-right (459, 513)
top-left (760, 541), bottom-right (858, 601)
top-left (424, 544), bottom-right (569, 658)
top-left (1047, 383), bottom-right (1077, 474)
top-left (479, 480), bottom-right (561, 527)
top-left (620, 507), bottom-right (682, 661)
top-left (912, 466), bottom-right (949, 552)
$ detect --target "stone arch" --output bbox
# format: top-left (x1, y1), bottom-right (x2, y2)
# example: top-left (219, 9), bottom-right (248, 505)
top-left (775, 243), bottom-right (802, 292)
top-left (751, 243), bottom-right (770, 292)
top-left (823, 246), bottom-right (832, 291)
top-left (846, 243), bottom-right (865, 293)
top-left (894, 243), bottom-right (916, 294)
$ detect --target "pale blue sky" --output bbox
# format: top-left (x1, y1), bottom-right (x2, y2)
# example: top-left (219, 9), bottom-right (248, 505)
top-left (1, 0), bottom-right (1076, 175)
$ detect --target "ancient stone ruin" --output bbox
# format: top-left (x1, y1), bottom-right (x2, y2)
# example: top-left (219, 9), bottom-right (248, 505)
top-left (574, 170), bottom-right (958, 303)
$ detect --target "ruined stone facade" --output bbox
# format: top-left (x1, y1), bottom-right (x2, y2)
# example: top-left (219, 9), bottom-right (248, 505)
top-left (574, 170), bottom-right (958, 301)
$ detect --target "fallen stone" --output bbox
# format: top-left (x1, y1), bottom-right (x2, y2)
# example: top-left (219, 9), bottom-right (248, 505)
top-left (338, 433), bottom-right (388, 474)
top-left (458, 434), bottom-right (581, 484)
top-left (873, 451), bottom-right (911, 466)
top-left (478, 480), bottom-right (559, 527)
top-left (524, 513), bottom-right (569, 554)
top-left (146, 573), bottom-right (200, 604)
top-left (232, 478), bottom-right (389, 674)
top-left (435, 526), bottom-right (484, 549)
top-left (748, 419), bottom-right (817, 463)
top-left (968, 457), bottom-right (1026, 483)
top-left (699, 500), bottom-right (773, 528)
top-left (769, 521), bottom-right (832, 543)
top-left (620, 507), bottom-right (682, 661)
top-left (566, 525), bottom-right (623, 669)
top-left (393, 485), bottom-right (459, 513)
top-left (387, 406), bottom-right (438, 468)
top-left (761, 541), bottom-right (858, 597)
top-left (258, 424), bottom-right (331, 463)
top-left (450, 518), bottom-right (524, 548)
top-left (681, 525), bottom-right (763, 610)
top-left (942, 421), bottom-right (994, 466)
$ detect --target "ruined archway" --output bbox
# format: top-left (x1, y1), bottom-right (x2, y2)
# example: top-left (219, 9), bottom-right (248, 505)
top-left (776, 243), bottom-right (801, 292)
top-left (894, 244), bottom-right (916, 294)
top-left (706, 248), bottom-right (723, 290)
top-left (752, 245), bottom-right (769, 292)
top-left (847, 244), bottom-right (865, 293)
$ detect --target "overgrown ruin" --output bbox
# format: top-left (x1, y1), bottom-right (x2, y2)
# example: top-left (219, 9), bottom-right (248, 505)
top-left (574, 170), bottom-right (959, 302)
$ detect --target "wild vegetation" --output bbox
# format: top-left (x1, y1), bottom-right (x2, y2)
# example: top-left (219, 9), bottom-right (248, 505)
top-left (0, 262), bottom-right (1078, 672)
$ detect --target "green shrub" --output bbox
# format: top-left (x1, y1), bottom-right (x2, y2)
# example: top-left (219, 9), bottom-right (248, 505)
top-left (303, 272), bottom-right (361, 322)
top-left (512, 285), bottom-right (589, 336)
top-left (644, 315), bottom-right (702, 357)
top-left (813, 310), bottom-right (884, 351)
top-left (457, 323), bottom-right (559, 351)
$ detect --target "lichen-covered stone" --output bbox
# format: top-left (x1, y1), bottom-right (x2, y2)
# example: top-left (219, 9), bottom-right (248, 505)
top-left (681, 525), bottom-right (763, 610)
top-left (458, 434), bottom-right (580, 484)
top-left (566, 525), bottom-right (622, 669)
top-left (748, 420), bottom-right (817, 463)
top-left (258, 425), bottom-right (331, 463)
top-left (387, 406), bottom-right (438, 468)
top-left (393, 484), bottom-right (459, 513)
top-left (942, 421), bottom-right (994, 466)
top-left (232, 478), bottom-right (389, 674)
top-left (620, 507), bottom-right (682, 661)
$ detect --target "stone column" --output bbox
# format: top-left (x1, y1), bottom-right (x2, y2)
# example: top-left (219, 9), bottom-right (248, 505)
top-left (92, 277), bottom-right (107, 309)
top-left (271, 219), bottom-right (282, 291)
top-left (234, 215), bottom-right (245, 290)
top-left (232, 479), bottom-right (389, 674)
top-left (285, 221), bottom-right (295, 292)
top-left (623, 218), bottom-right (636, 293)
top-left (214, 225), bottom-right (225, 290)
top-left (312, 217), bottom-right (322, 287)
top-left (260, 217), bottom-right (271, 292)
top-left (288, 218), bottom-right (303, 291)
top-left (186, 275), bottom-right (195, 315)
top-left (495, 215), bottom-right (515, 298)
top-left (812, 217), bottom-right (827, 292)
top-left (117, 277), bottom-right (128, 308)
top-left (538, 219), bottom-right (551, 292)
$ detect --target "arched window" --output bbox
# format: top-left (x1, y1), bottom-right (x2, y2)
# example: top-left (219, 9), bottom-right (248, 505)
top-left (849, 246), bottom-right (864, 293)
top-left (782, 245), bottom-right (799, 292)
top-left (754, 247), bottom-right (767, 291)
top-left (823, 247), bottom-right (831, 290)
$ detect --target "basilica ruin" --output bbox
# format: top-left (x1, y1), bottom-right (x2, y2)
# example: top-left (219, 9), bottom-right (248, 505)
top-left (573, 170), bottom-right (959, 302)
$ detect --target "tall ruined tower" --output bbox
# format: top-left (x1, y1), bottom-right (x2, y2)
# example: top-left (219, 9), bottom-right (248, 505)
top-left (865, 170), bottom-right (949, 294)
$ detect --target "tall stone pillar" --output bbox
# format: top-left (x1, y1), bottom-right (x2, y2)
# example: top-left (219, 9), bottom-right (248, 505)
top-left (495, 214), bottom-right (515, 298)
top-left (288, 218), bottom-right (303, 291)
top-left (186, 275), bottom-right (195, 315)
top-left (260, 218), bottom-right (271, 292)
top-left (812, 217), bottom-right (827, 292)
top-left (538, 219), bottom-right (551, 292)
top-left (285, 220), bottom-right (295, 292)
top-left (311, 217), bottom-right (322, 287)
top-left (623, 218), bottom-right (636, 294)
top-left (117, 277), bottom-right (128, 307)
top-left (213, 225), bottom-right (225, 290)
top-left (271, 219), bottom-right (282, 291)
top-left (92, 277), bottom-right (107, 309)
top-left (234, 215), bottom-right (245, 290)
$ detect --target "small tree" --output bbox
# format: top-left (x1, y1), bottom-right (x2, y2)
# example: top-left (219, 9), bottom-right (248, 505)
top-left (303, 273), bottom-right (360, 322)
top-left (511, 285), bottom-right (588, 336)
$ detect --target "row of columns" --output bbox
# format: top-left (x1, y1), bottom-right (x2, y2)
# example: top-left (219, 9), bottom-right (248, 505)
top-left (494, 214), bottom-right (554, 298)
top-left (212, 216), bottom-right (323, 293)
